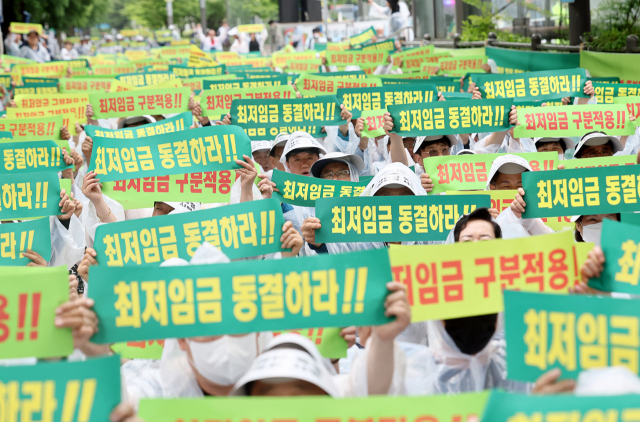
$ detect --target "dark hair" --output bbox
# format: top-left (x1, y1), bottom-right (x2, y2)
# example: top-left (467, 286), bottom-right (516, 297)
top-left (489, 168), bottom-right (528, 186)
top-left (387, 0), bottom-right (400, 13)
top-left (574, 213), bottom-right (620, 242)
top-left (416, 137), bottom-right (450, 154)
top-left (453, 208), bottom-right (502, 242)
top-left (285, 147), bottom-right (321, 162)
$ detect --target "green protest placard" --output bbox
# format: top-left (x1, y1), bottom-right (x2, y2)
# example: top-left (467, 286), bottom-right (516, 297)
top-left (388, 98), bottom-right (513, 137)
top-left (115, 71), bottom-right (178, 87)
top-left (200, 85), bottom-right (296, 117)
top-left (169, 64), bottom-right (226, 78)
top-left (439, 55), bottom-right (487, 75)
top-left (338, 84), bottom-right (438, 118)
top-left (6, 104), bottom-right (85, 136)
top-left (621, 212), bottom-right (640, 226)
top-left (14, 92), bottom-right (89, 109)
top-left (326, 50), bottom-right (388, 67)
top-left (521, 165), bottom-right (640, 219)
top-left (140, 392), bottom-right (489, 422)
top-left (390, 45), bottom-right (436, 67)
top-left (88, 87), bottom-right (190, 119)
top-left (593, 82), bottom-right (640, 104)
top-left (513, 104), bottom-right (636, 138)
top-left (92, 64), bottom-right (138, 76)
top-left (0, 131), bottom-right (13, 139)
top-left (389, 231), bottom-right (576, 322)
top-left (562, 155), bottom-right (637, 169)
top-left (110, 339), bottom-right (165, 359)
top-left (230, 97), bottom-right (345, 140)
top-left (486, 46), bottom-right (580, 73)
top-left (0, 355), bottom-right (121, 421)
top-left (295, 74), bottom-right (382, 96)
top-left (13, 62), bottom-right (68, 78)
top-left (273, 327), bottom-right (348, 359)
top-left (442, 92), bottom-right (473, 100)
top-left (89, 247), bottom-right (393, 343)
top-left (315, 195), bottom-right (490, 243)
top-left (589, 76), bottom-right (620, 84)
top-left (85, 112), bottom-right (191, 141)
top-left (271, 52), bottom-right (316, 68)
top-left (378, 72), bottom-right (432, 81)
top-left (94, 198), bottom-right (286, 265)
top-left (361, 39), bottom-right (396, 52)
top-left (0, 266), bottom-right (73, 359)
top-left (504, 290), bottom-right (640, 381)
top-left (9, 22), bottom-right (43, 34)
top-left (314, 70), bottom-right (367, 79)
top-left (0, 140), bottom-right (72, 175)
top-left (350, 26), bottom-right (376, 46)
top-left (203, 75), bottom-right (287, 91)
top-left (481, 390), bottom-right (640, 422)
top-left (0, 172), bottom-right (62, 219)
top-left (421, 152), bottom-right (560, 195)
top-left (614, 95), bottom-right (640, 120)
top-left (476, 69), bottom-right (588, 102)
top-left (0, 218), bottom-right (51, 266)
top-left (14, 82), bottom-right (59, 96)
top-left (581, 50), bottom-right (640, 85)
top-left (588, 219), bottom-right (640, 294)
top-left (361, 109), bottom-right (386, 138)
top-left (271, 170), bottom-right (369, 207)
top-left (101, 170), bottom-right (244, 209)
top-left (0, 115), bottom-right (63, 140)
top-left (88, 124), bottom-right (251, 182)
top-left (59, 77), bottom-right (113, 92)
top-left (286, 59), bottom-right (322, 73)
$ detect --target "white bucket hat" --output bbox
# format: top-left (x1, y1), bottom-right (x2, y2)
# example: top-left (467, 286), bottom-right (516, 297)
top-left (117, 115), bottom-right (156, 129)
top-left (413, 135), bottom-right (457, 153)
top-left (309, 151), bottom-right (364, 179)
top-left (251, 141), bottom-right (273, 153)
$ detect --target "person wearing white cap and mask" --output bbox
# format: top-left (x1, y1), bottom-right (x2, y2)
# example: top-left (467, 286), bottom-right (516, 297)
top-left (309, 151), bottom-right (365, 182)
top-left (571, 213), bottom-right (620, 246)
top-left (413, 134), bottom-right (457, 180)
top-left (573, 131), bottom-right (625, 159)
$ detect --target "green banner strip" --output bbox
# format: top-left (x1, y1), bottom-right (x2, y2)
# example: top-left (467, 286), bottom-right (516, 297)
top-left (14, 83), bottom-right (59, 96)
top-left (361, 109), bottom-right (387, 138)
top-left (504, 290), bottom-right (640, 381)
top-left (59, 78), bottom-right (113, 92)
top-left (230, 97), bottom-right (345, 141)
top-left (439, 55), bottom-right (487, 75)
top-left (316, 195), bottom-right (490, 243)
top-left (562, 155), bottom-right (636, 169)
top-left (295, 74), bottom-right (382, 96)
top-left (614, 95), bottom-right (640, 119)
top-left (589, 219), bottom-right (640, 294)
top-left (0, 115), bottom-right (63, 140)
top-left (313, 70), bottom-right (367, 79)
top-left (513, 104), bottom-right (636, 138)
top-left (88, 124), bottom-right (250, 182)
top-left (593, 82), bottom-right (640, 103)
top-left (169, 64), bottom-right (226, 78)
top-left (326, 51), bottom-right (388, 66)
top-left (389, 98), bottom-right (513, 137)
top-left (0, 140), bottom-right (72, 174)
top-left (476, 69), bottom-right (588, 101)
top-left (94, 198), bottom-right (286, 265)
top-left (338, 84), bottom-right (438, 118)
top-left (0, 172), bottom-right (62, 219)
top-left (486, 46), bottom-right (580, 73)
top-left (581, 50), bottom-right (640, 85)
top-left (14, 92), bottom-right (89, 109)
top-left (0, 355), bottom-right (121, 420)
top-left (521, 165), bottom-right (640, 218)
top-left (89, 87), bottom-right (190, 119)
top-left (92, 64), bottom-right (138, 76)
top-left (139, 392), bottom-right (489, 422)
top-left (0, 266), bottom-right (73, 359)
top-left (350, 26), bottom-right (376, 46)
top-left (271, 169), bottom-right (368, 207)
top-left (203, 76), bottom-right (287, 91)
top-left (85, 112), bottom-right (192, 139)
top-left (0, 218), bottom-right (51, 266)
top-left (481, 390), bottom-right (640, 422)
top-left (115, 71), bottom-right (178, 87)
top-left (390, 231), bottom-right (576, 322)
top-left (361, 39), bottom-right (396, 52)
top-left (423, 152), bottom-right (558, 195)
top-left (89, 247), bottom-right (393, 343)
top-left (200, 85), bottom-right (296, 117)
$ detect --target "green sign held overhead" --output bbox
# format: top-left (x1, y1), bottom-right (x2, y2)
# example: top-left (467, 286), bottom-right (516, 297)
top-left (85, 111), bottom-right (192, 139)
top-left (89, 247), bottom-right (394, 343)
top-left (271, 169), bottom-right (369, 207)
top-left (338, 84), bottom-right (438, 118)
top-left (0, 171), bottom-right (63, 220)
top-left (0, 115), bottom-right (63, 140)
top-left (88, 87), bottom-right (190, 119)
top-left (0, 218), bottom-right (51, 266)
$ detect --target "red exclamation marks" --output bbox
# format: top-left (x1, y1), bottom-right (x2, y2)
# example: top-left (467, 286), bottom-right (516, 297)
top-left (35, 182), bottom-right (41, 209)
top-left (42, 182), bottom-right (48, 208)
top-left (268, 210), bottom-right (275, 244)
top-left (307, 328), bottom-right (323, 345)
top-left (354, 267), bottom-right (368, 313)
top-left (30, 293), bottom-right (40, 340)
top-left (17, 293), bottom-right (27, 341)
top-left (342, 268), bottom-right (356, 313)
top-left (260, 211), bottom-right (267, 245)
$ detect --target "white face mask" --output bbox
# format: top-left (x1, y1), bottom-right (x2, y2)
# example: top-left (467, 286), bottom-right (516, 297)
top-left (582, 222), bottom-right (603, 246)
top-left (187, 334), bottom-right (257, 386)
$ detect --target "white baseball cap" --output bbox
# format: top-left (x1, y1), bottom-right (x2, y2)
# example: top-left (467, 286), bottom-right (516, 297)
top-left (457, 149), bottom-right (476, 155)
top-left (413, 135), bottom-right (457, 153)
top-left (533, 137), bottom-right (576, 151)
top-left (118, 115), bottom-right (156, 129)
top-left (269, 133), bottom-right (290, 155)
top-left (310, 151), bottom-right (364, 178)
top-left (574, 132), bottom-right (624, 158)
top-left (251, 141), bottom-right (273, 153)
top-left (280, 132), bottom-right (327, 163)
top-left (165, 202), bottom-right (201, 214)
top-left (486, 154), bottom-right (532, 189)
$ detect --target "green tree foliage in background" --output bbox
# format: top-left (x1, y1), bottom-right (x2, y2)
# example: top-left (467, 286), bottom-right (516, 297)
top-left (584, 0), bottom-right (640, 51)
top-left (10, 0), bottom-right (109, 32)
top-left (459, 0), bottom-right (530, 42)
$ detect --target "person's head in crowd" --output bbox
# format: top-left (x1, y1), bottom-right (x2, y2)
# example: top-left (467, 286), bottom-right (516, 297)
top-left (573, 131), bottom-right (623, 159)
top-left (208, 29), bottom-right (216, 39)
top-left (310, 151), bottom-right (364, 182)
top-left (312, 27), bottom-right (322, 39)
top-left (118, 115), bottom-right (156, 129)
top-left (281, 131), bottom-right (326, 176)
top-left (153, 201), bottom-right (200, 217)
top-left (534, 137), bottom-right (575, 159)
top-left (453, 208), bottom-right (502, 243)
top-left (232, 334), bottom-right (339, 397)
top-left (27, 30), bottom-right (40, 49)
top-left (366, 163), bottom-right (424, 197)
top-left (64, 40), bottom-right (73, 50)
top-left (413, 135), bottom-right (456, 167)
top-left (487, 155), bottom-right (531, 191)
top-left (572, 213), bottom-right (620, 246)
top-left (250, 33), bottom-right (257, 42)
top-left (269, 133), bottom-right (289, 171)
top-left (440, 313), bottom-right (500, 356)
top-left (387, 0), bottom-right (400, 13)
top-left (251, 141), bottom-right (274, 172)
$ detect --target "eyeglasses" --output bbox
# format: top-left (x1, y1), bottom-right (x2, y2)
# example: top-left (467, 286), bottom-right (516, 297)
top-left (321, 169), bottom-right (351, 179)
top-left (582, 148), bottom-right (613, 158)
top-left (427, 148), bottom-right (451, 157)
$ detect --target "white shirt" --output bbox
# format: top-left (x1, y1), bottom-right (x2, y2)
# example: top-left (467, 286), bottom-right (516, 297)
top-left (60, 47), bottom-right (78, 60)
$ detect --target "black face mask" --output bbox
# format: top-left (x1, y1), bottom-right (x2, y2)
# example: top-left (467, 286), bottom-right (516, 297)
top-left (444, 313), bottom-right (498, 355)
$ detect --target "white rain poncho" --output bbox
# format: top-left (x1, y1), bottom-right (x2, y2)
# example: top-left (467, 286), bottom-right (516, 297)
top-left (309, 152), bottom-right (364, 182)
top-left (81, 193), bottom-right (126, 248)
top-left (404, 315), bottom-right (530, 395)
top-left (49, 215), bottom-right (86, 269)
top-left (371, 136), bottom-right (415, 175)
